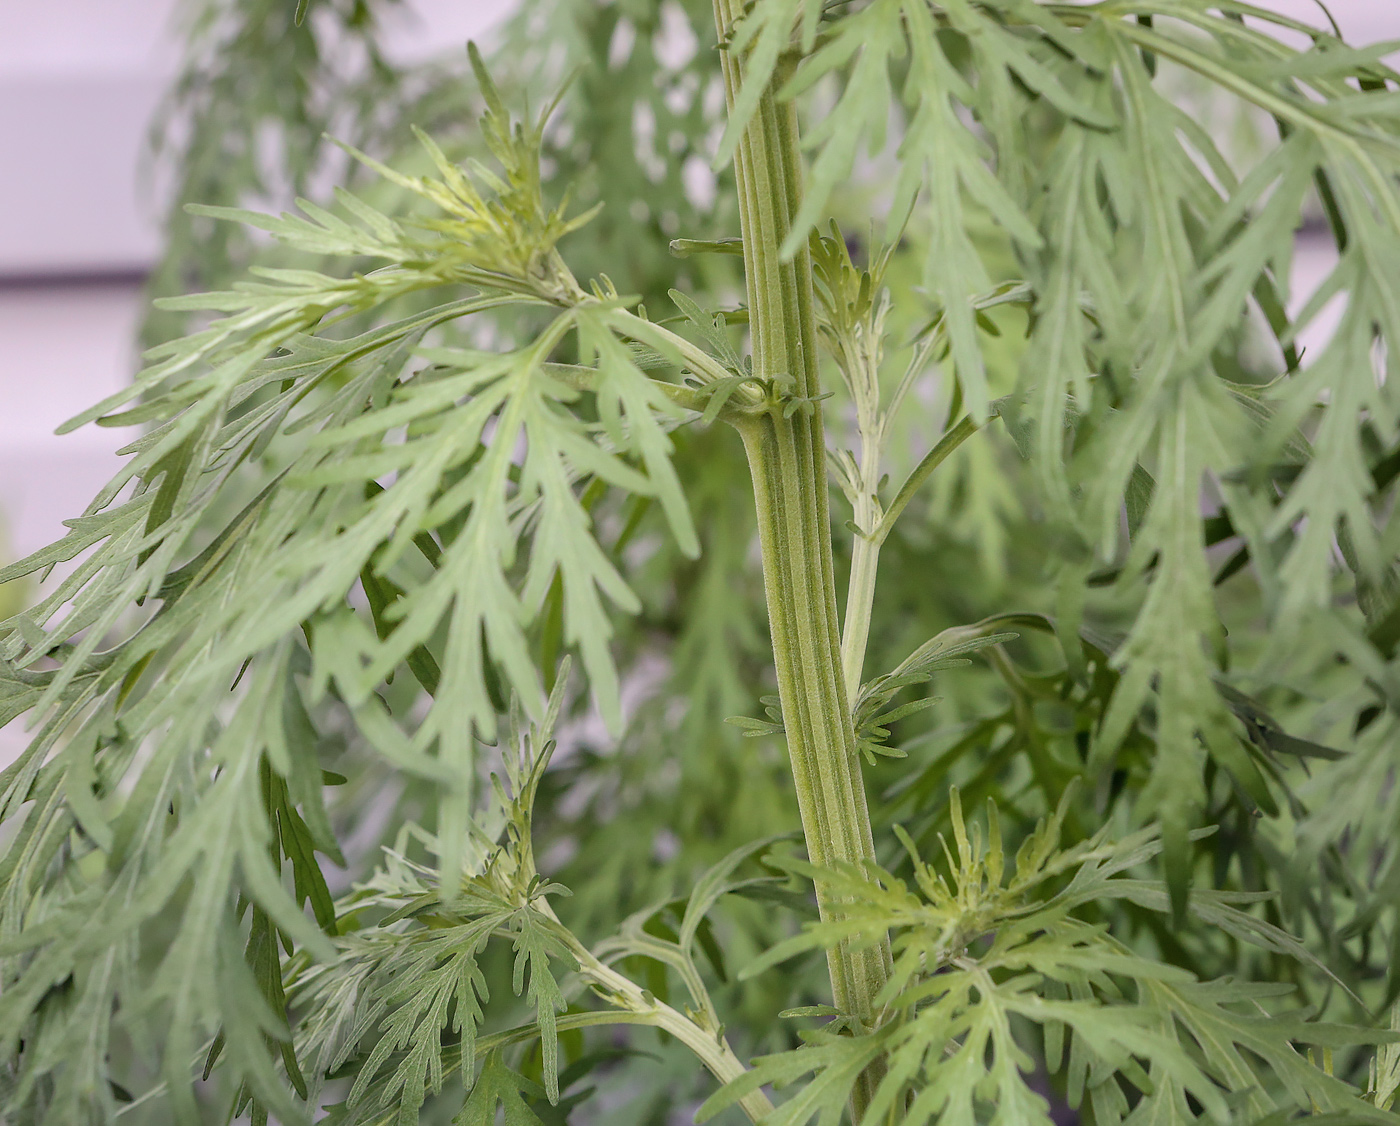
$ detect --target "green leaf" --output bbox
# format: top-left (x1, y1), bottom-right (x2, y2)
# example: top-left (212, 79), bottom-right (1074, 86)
top-left (455, 1055), bottom-right (546, 1126)
top-left (510, 909), bottom-right (573, 1105)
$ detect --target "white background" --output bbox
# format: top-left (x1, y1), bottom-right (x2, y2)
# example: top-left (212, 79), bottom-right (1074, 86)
top-left (0, 0), bottom-right (520, 275)
top-left (0, 0), bottom-right (1398, 561)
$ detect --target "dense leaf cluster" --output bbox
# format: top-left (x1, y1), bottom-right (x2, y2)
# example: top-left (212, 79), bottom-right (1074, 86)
top-left (707, 794), bottom-right (1395, 1126)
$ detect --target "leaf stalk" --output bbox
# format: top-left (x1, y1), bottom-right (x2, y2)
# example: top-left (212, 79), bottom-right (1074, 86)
top-left (537, 902), bottom-right (775, 1123)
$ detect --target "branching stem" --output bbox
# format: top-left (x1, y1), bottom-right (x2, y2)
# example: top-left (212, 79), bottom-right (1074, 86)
top-left (537, 903), bottom-right (775, 1123)
top-left (712, 0), bottom-right (892, 1112)
top-left (576, 952), bottom-right (774, 1122)
top-left (611, 308), bottom-right (765, 406)
top-left (840, 413), bottom-right (985, 701)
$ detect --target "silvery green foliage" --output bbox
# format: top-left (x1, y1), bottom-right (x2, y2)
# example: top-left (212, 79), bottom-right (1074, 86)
top-left (4, 0), bottom-right (1400, 1123)
top-left (721, 0), bottom-right (1400, 914)
top-left (703, 793), bottom-right (1391, 1126)
top-left (0, 57), bottom-right (699, 1122)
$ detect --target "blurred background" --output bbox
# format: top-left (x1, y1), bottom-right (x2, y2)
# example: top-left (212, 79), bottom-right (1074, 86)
top-left (0, 0), bottom-right (516, 568)
top-left (0, 0), bottom-right (1397, 562)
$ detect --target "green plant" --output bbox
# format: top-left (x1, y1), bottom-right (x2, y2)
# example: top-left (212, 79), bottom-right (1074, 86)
top-left (6, 0), bottom-right (1400, 1122)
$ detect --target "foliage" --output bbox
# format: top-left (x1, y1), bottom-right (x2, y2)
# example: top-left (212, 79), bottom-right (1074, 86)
top-left (3, 0), bottom-right (1400, 1123)
top-left (141, 0), bottom-right (412, 344)
top-left (704, 792), bottom-right (1399, 1125)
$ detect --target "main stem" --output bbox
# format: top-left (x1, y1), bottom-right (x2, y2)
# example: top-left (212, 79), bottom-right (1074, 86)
top-left (711, 0), bottom-right (892, 1108)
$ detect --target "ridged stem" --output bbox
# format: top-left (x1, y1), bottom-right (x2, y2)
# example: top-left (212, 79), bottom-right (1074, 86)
top-left (711, 0), bottom-right (892, 1113)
